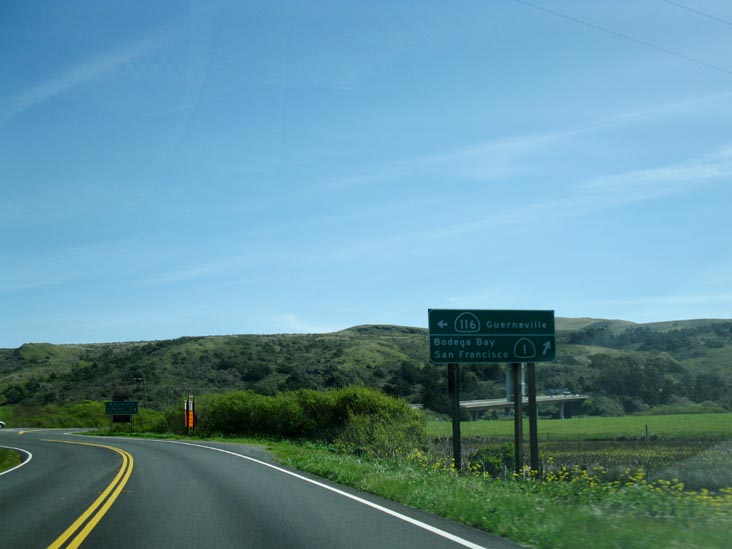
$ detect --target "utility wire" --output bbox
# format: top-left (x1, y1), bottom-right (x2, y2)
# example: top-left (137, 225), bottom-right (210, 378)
top-left (660, 0), bottom-right (732, 28)
top-left (512, 0), bottom-right (732, 77)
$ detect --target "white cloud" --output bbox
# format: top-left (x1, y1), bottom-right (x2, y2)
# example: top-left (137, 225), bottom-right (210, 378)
top-left (312, 91), bottom-right (732, 193)
top-left (580, 146), bottom-right (732, 199)
top-left (264, 313), bottom-right (339, 334)
top-left (308, 143), bottom-right (732, 263)
top-left (1, 37), bottom-right (159, 123)
top-left (443, 144), bottom-right (732, 239)
top-left (314, 130), bottom-right (572, 192)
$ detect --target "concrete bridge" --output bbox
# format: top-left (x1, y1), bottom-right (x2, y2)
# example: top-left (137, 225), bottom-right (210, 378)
top-left (410, 364), bottom-right (588, 419)
top-left (459, 393), bottom-right (589, 419)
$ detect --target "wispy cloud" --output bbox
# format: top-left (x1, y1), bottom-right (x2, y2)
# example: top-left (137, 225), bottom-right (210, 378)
top-left (580, 146), bottom-right (732, 198)
top-left (140, 264), bottom-right (229, 286)
top-left (445, 144), bottom-right (732, 235)
top-left (308, 143), bottom-right (732, 262)
top-left (1, 36), bottom-right (159, 123)
top-left (0, 237), bottom-right (153, 294)
top-left (313, 131), bottom-right (572, 192)
top-left (262, 313), bottom-right (339, 334)
top-left (311, 91), bottom-right (732, 193)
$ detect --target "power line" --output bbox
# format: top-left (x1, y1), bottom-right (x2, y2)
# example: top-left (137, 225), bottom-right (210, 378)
top-left (660, 0), bottom-right (732, 28)
top-left (512, 0), bottom-right (732, 77)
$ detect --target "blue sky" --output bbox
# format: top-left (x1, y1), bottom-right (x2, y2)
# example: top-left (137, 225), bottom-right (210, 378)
top-left (2, 1), bottom-right (731, 347)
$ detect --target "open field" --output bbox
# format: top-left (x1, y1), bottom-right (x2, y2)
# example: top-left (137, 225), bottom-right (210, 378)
top-left (427, 413), bottom-right (732, 492)
top-left (427, 412), bottom-right (732, 440)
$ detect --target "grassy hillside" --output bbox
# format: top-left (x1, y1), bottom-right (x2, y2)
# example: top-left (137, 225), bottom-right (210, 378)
top-left (555, 317), bottom-right (637, 333)
top-left (2, 319), bottom-right (732, 416)
top-left (0, 325), bottom-right (430, 408)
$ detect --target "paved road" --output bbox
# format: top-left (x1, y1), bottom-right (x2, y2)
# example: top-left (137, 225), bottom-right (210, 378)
top-left (0, 429), bottom-right (522, 548)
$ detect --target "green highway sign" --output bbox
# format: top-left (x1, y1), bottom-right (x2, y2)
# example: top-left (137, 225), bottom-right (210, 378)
top-left (428, 309), bottom-right (556, 364)
top-left (105, 401), bottom-right (138, 415)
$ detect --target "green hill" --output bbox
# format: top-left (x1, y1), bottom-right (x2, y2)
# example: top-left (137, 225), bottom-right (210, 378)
top-left (555, 317), bottom-right (638, 333)
top-left (2, 318), bottom-right (732, 416)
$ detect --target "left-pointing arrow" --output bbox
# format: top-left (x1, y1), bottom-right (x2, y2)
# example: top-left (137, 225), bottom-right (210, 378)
top-left (437, 320), bottom-right (447, 329)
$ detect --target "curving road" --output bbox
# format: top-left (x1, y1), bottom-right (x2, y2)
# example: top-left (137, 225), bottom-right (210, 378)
top-left (0, 429), bottom-right (521, 548)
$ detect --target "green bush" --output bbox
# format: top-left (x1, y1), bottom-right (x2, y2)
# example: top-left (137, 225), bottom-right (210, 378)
top-left (468, 443), bottom-right (515, 478)
top-left (581, 395), bottom-right (624, 417)
top-left (640, 399), bottom-right (726, 416)
top-left (291, 389), bottom-right (339, 439)
top-left (332, 387), bottom-right (426, 458)
top-left (172, 387), bottom-right (427, 458)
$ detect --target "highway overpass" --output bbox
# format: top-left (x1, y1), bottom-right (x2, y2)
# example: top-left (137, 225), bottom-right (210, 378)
top-left (459, 394), bottom-right (588, 419)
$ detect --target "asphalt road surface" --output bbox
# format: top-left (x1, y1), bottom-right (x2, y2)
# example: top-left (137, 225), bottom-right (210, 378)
top-left (0, 429), bottom-right (522, 548)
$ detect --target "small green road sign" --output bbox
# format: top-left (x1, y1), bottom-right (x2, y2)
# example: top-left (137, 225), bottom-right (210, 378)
top-left (428, 309), bottom-right (556, 364)
top-left (105, 401), bottom-right (138, 415)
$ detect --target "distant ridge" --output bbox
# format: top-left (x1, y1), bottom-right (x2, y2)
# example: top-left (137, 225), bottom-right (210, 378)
top-left (2, 317), bottom-right (732, 416)
top-left (340, 325), bottom-right (428, 336)
top-left (5, 317), bottom-right (732, 348)
top-left (555, 317), bottom-right (638, 333)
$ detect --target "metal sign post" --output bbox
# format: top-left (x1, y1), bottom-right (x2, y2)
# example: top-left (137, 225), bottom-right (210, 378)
top-left (447, 363), bottom-right (462, 474)
top-left (527, 362), bottom-right (540, 475)
top-left (512, 363), bottom-right (523, 474)
top-left (184, 395), bottom-right (196, 434)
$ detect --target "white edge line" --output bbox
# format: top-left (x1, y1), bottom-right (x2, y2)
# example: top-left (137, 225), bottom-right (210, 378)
top-left (163, 440), bottom-right (488, 549)
top-left (0, 446), bottom-right (33, 476)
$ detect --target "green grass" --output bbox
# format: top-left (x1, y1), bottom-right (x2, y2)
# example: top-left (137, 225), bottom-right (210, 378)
top-left (428, 413), bottom-right (732, 440)
top-left (0, 448), bottom-right (21, 472)
top-left (0, 406), bottom-right (13, 427)
top-left (271, 441), bottom-right (732, 549)
top-left (1, 402), bottom-right (164, 431)
top-left (536, 439), bottom-right (732, 491)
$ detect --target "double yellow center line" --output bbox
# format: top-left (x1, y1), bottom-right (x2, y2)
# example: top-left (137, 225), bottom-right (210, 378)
top-left (44, 440), bottom-right (134, 549)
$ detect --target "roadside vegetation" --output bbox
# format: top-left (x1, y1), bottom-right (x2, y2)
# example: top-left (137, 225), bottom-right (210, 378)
top-left (159, 386), bottom-right (426, 458)
top-left (274, 442), bottom-right (732, 549)
top-left (0, 401), bottom-right (164, 430)
top-left (3, 391), bottom-right (732, 547)
top-left (268, 409), bottom-right (732, 548)
top-left (176, 399), bottom-right (732, 548)
top-left (0, 449), bottom-right (21, 473)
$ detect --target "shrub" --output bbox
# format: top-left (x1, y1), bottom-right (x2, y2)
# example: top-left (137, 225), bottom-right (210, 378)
top-left (334, 389), bottom-right (427, 458)
top-left (292, 389), bottom-right (339, 439)
top-left (581, 396), bottom-right (624, 417)
top-left (468, 443), bottom-right (515, 478)
top-left (172, 386), bottom-right (427, 458)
